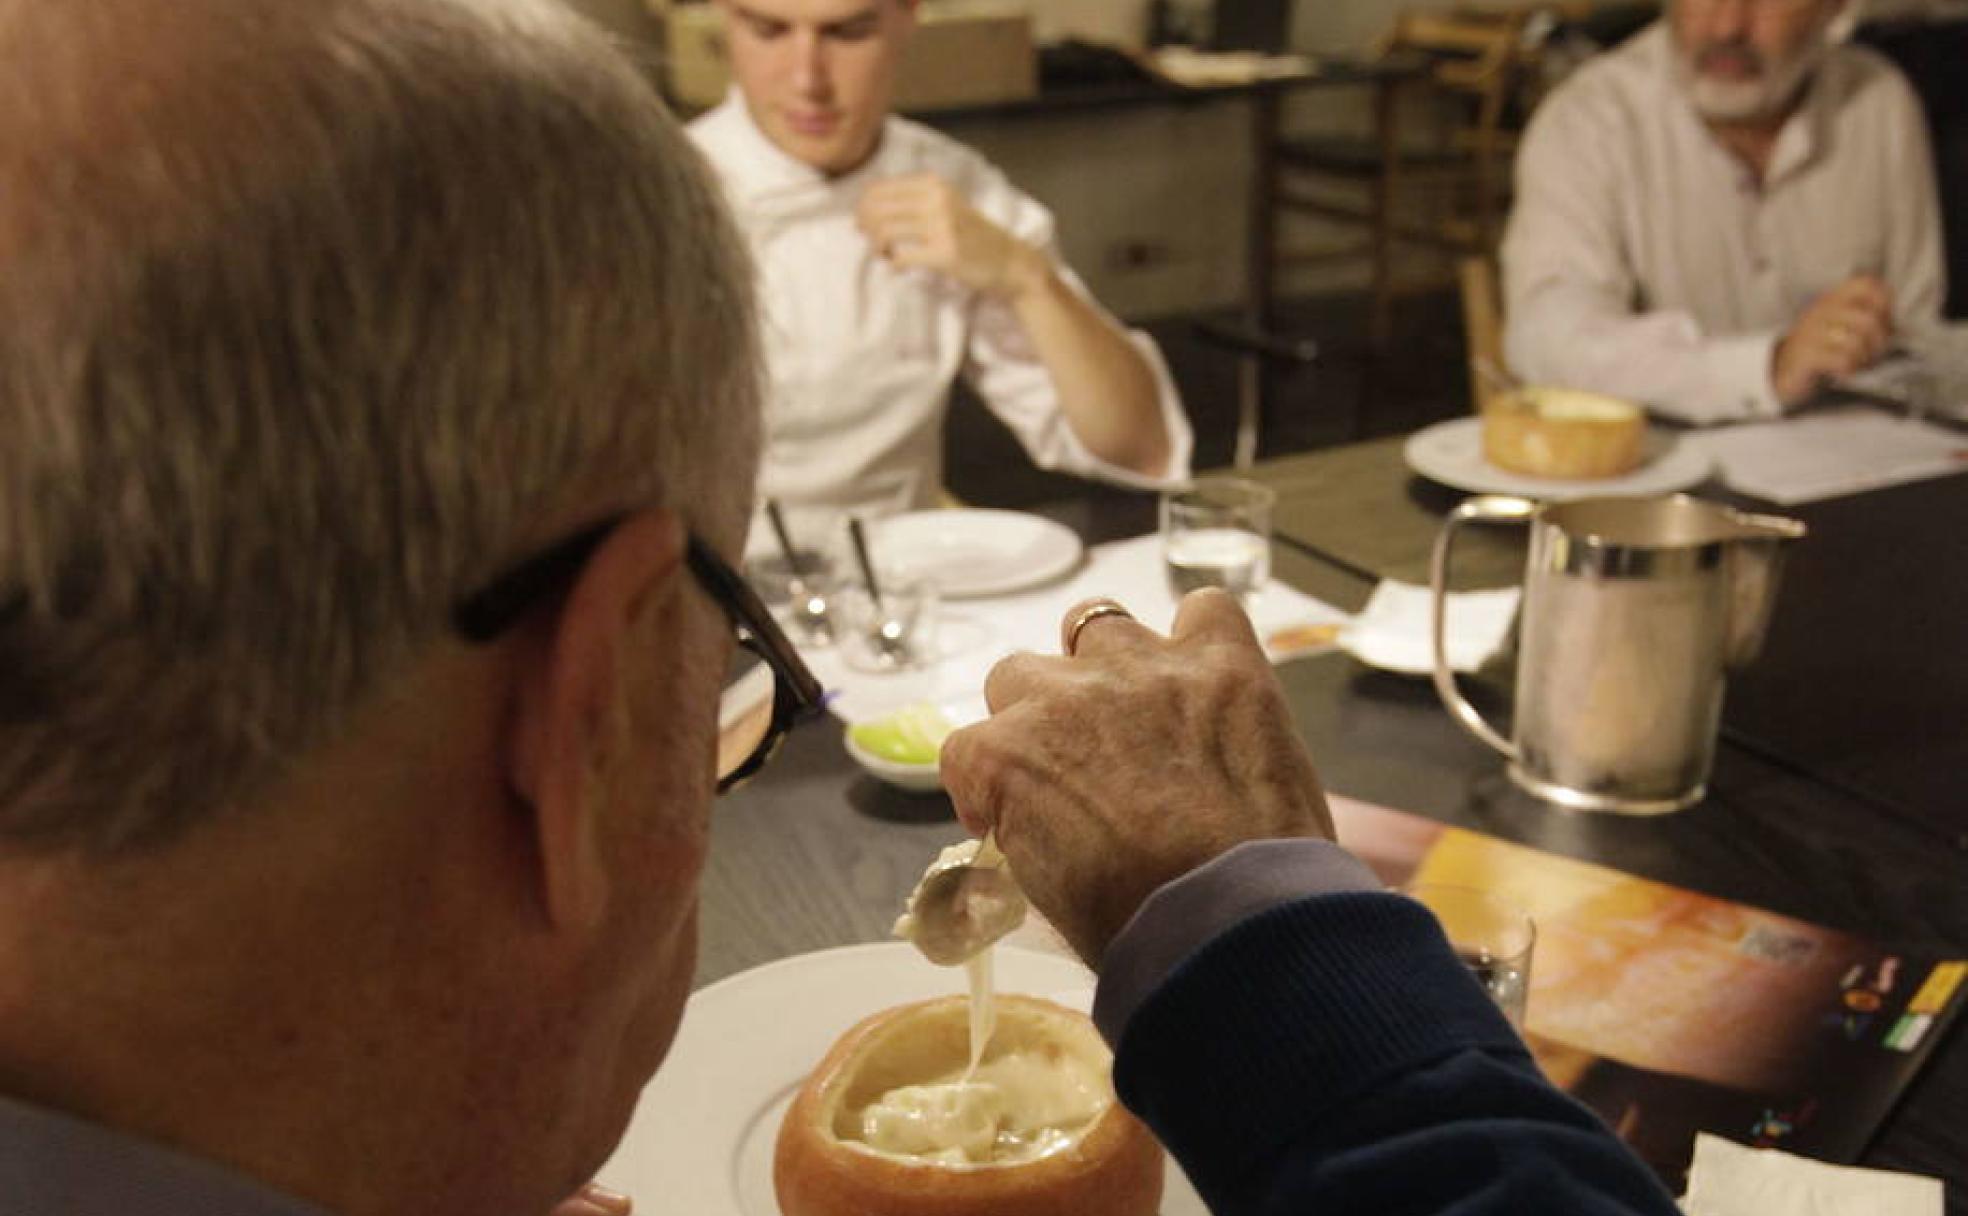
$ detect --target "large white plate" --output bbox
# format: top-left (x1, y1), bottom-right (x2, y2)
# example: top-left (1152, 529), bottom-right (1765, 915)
top-left (870, 509), bottom-right (1085, 599)
top-left (596, 942), bottom-right (1207, 1216)
top-left (1403, 416), bottom-right (1714, 500)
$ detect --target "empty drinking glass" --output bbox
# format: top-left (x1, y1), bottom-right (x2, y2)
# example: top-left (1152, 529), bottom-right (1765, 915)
top-left (838, 576), bottom-right (937, 673)
top-left (745, 550), bottom-right (840, 646)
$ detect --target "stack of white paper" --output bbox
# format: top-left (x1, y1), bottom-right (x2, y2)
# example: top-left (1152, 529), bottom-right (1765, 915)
top-left (1690, 409), bottom-right (1968, 505)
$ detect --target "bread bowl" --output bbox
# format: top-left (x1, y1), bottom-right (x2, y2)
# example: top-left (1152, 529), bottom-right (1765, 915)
top-left (773, 994), bottom-right (1165, 1216)
top-left (1481, 386), bottom-right (1645, 479)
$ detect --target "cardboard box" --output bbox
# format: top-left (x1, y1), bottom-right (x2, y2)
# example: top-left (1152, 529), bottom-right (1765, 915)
top-left (662, 3), bottom-right (729, 111)
top-left (894, 3), bottom-right (1037, 111)
top-left (1032, 0), bottom-right (1150, 51)
top-left (656, 2), bottom-right (1036, 113)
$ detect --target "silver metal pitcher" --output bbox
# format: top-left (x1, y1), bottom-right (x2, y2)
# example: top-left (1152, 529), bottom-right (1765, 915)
top-left (1429, 494), bottom-right (1806, 815)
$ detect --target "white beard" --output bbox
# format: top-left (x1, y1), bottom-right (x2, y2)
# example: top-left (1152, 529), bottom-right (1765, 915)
top-left (1675, 37), bottom-right (1828, 123)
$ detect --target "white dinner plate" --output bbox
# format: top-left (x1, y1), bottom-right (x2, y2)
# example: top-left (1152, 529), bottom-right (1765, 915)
top-left (1403, 416), bottom-right (1715, 500)
top-left (870, 509), bottom-right (1085, 599)
top-left (595, 942), bottom-right (1208, 1216)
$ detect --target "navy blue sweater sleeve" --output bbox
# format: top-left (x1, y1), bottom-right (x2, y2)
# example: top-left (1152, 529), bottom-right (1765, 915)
top-left (1111, 891), bottom-right (1683, 1216)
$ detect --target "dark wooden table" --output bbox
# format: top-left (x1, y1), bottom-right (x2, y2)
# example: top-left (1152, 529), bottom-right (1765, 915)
top-left (1244, 432), bottom-right (1968, 1205)
top-left (693, 457), bottom-right (1968, 1210)
top-left (1719, 468), bottom-right (1968, 844)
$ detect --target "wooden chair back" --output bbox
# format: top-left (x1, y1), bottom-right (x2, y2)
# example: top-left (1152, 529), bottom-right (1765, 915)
top-left (1375, 9), bottom-right (1531, 252)
top-left (1383, 10), bottom-right (1526, 97)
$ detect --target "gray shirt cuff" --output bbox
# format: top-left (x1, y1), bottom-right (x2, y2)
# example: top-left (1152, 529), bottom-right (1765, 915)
top-left (1091, 838), bottom-right (1384, 1045)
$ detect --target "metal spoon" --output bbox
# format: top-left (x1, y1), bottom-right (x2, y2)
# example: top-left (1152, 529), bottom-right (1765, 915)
top-left (896, 833), bottom-right (1029, 966)
top-left (846, 516), bottom-right (911, 666)
top-left (764, 500), bottom-right (834, 644)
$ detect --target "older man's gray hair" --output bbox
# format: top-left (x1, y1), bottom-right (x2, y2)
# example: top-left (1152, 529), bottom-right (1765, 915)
top-left (0, 0), bottom-right (761, 852)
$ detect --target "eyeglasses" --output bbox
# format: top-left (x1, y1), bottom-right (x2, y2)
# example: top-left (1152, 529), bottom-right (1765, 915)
top-left (453, 516), bottom-right (826, 794)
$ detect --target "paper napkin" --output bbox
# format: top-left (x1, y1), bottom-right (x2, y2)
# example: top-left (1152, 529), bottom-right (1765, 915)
top-left (1680, 1133), bottom-right (1943, 1216)
top-left (1336, 580), bottom-right (1519, 676)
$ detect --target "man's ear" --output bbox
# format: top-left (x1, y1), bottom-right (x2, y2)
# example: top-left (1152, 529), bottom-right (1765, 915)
top-left (507, 508), bottom-right (688, 931)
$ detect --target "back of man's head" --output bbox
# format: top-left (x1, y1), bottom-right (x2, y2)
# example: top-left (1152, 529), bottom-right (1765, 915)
top-left (0, 0), bottom-right (759, 855)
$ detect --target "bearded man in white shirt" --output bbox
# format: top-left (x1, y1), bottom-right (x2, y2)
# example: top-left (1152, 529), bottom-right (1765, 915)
top-left (1501, 0), bottom-right (1946, 423)
top-left (689, 0), bottom-right (1193, 550)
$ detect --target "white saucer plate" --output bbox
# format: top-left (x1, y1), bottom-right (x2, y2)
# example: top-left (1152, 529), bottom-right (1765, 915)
top-left (870, 509), bottom-right (1085, 599)
top-left (595, 942), bottom-right (1207, 1216)
top-left (1403, 416), bottom-right (1715, 500)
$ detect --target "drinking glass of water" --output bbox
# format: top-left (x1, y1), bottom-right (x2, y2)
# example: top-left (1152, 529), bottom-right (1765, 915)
top-left (1160, 477), bottom-right (1276, 605)
top-left (1402, 884), bottom-right (1536, 1029)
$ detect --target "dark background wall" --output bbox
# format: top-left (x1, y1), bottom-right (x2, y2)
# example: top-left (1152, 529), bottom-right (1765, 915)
top-left (1861, 18), bottom-right (1968, 319)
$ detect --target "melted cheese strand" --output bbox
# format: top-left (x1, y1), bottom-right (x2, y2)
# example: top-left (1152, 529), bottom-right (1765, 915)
top-left (963, 949), bottom-right (996, 1084)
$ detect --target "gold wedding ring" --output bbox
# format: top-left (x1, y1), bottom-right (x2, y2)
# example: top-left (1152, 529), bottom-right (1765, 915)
top-left (1063, 601), bottom-right (1134, 656)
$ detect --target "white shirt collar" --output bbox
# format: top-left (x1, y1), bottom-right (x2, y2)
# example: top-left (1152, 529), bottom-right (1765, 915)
top-left (701, 89), bottom-right (902, 207)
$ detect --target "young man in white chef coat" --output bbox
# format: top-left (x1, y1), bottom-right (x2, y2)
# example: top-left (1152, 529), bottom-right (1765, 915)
top-left (691, 0), bottom-right (1193, 551)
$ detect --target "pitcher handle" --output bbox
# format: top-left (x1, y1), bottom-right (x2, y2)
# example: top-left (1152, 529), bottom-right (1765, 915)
top-left (1429, 495), bottom-right (1535, 760)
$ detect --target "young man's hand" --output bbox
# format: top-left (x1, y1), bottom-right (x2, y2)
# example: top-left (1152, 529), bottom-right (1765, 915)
top-left (856, 173), bottom-right (1046, 300)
